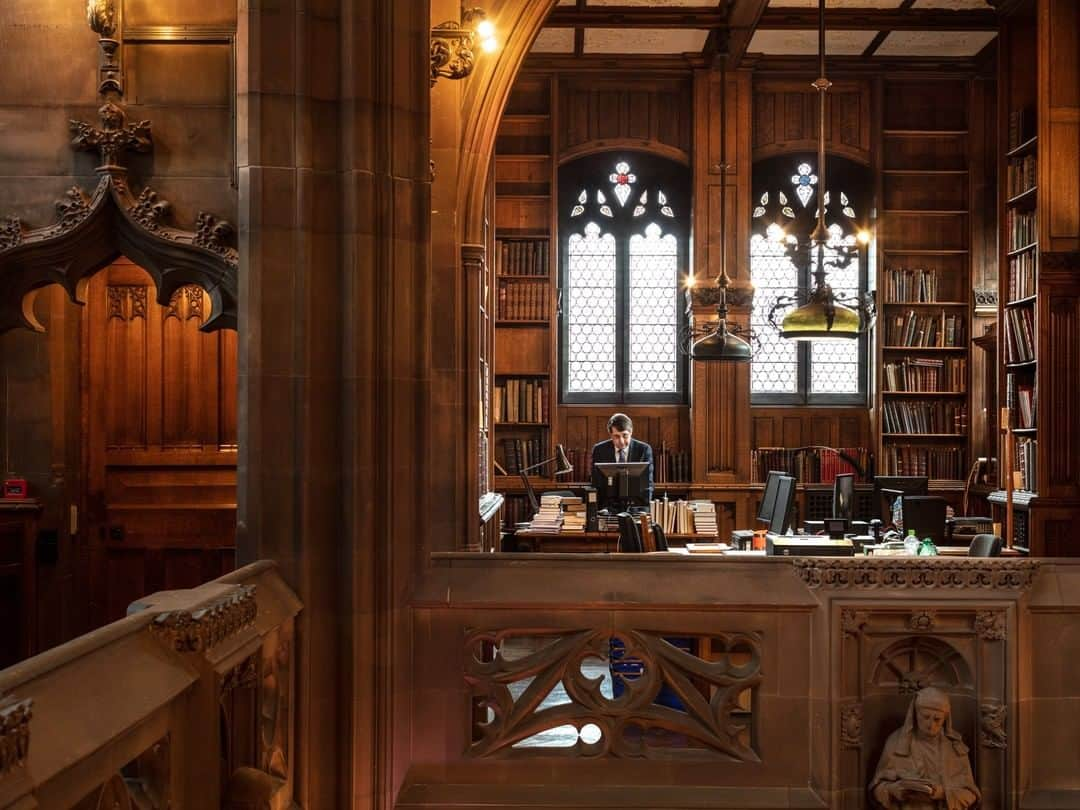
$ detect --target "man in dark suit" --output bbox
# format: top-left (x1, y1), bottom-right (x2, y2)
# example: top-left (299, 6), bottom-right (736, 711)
top-left (591, 412), bottom-right (654, 507)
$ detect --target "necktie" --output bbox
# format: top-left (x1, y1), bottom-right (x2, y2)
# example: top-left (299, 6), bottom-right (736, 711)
top-left (618, 448), bottom-right (626, 464)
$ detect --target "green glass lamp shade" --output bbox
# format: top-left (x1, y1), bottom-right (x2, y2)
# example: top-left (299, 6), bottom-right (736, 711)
top-left (691, 325), bottom-right (752, 362)
top-left (781, 298), bottom-right (860, 341)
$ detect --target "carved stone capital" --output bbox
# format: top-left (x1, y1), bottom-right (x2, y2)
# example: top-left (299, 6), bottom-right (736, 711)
top-left (70, 102), bottom-right (151, 173)
top-left (980, 702), bottom-right (1007, 749)
top-left (840, 702), bottom-right (862, 748)
top-left (431, 22), bottom-right (476, 86)
top-left (193, 212), bottom-right (236, 258)
top-left (909, 610), bottom-right (937, 631)
top-left (793, 558), bottom-right (1041, 590)
top-left (151, 585), bottom-right (257, 654)
top-left (841, 608), bottom-right (868, 637)
top-left (973, 287), bottom-right (997, 316)
top-left (0, 695), bottom-right (32, 779)
top-left (975, 610), bottom-right (1006, 641)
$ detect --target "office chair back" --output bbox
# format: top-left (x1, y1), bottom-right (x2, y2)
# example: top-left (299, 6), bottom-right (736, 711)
top-left (968, 533), bottom-right (1003, 557)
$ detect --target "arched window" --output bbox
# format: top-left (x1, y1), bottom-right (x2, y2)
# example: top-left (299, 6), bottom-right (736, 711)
top-left (558, 153), bottom-right (689, 404)
top-left (750, 154), bottom-right (871, 405)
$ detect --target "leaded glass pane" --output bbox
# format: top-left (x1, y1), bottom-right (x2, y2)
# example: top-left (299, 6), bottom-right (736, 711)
top-left (750, 234), bottom-right (798, 394)
top-left (567, 223), bottom-right (617, 392)
top-left (811, 227), bottom-right (860, 394)
top-left (627, 222), bottom-right (678, 393)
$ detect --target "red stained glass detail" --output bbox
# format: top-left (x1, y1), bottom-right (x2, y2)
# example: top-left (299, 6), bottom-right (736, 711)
top-left (617, 174), bottom-right (629, 184)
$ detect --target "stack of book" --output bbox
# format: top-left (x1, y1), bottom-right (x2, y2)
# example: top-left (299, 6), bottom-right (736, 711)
top-left (689, 500), bottom-right (717, 535)
top-left (529, 493), bottom-right (565, 534)
top-left (497, 278), bottom-right (550, 320)
top-left (493, 377), bottom-right (548, 423)
top-left (882, 401), bottom-right (967, 434)
top-left (1015, 437), bottom-right (1038, 492)
top-left (497, 238), bottom-right (549, 276)
top-left (886, 310), bottom-right (965, 347)
top-left (884, 267), bottom-right (939, 302)
top-left (1005, 374), bottom-right (1036, 429)
top-left (1003, 307), bottom-right (1035, 363)
top-left (883, 357), bottom-right (965, 392)
top-left (561, 495), bottom-right (586, 533)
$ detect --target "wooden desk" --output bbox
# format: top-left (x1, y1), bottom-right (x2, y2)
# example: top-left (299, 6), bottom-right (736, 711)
top-left (0, 498), bottom-right (42, 666)
top-left (512, 530), bottom-right (718, 553)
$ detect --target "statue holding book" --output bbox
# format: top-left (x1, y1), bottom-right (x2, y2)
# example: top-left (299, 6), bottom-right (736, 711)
top-left (870, 687), bottom-right (980, 810)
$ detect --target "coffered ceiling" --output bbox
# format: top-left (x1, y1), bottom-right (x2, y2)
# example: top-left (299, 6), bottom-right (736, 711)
top-left (529, 0), bottom-right (998, 64)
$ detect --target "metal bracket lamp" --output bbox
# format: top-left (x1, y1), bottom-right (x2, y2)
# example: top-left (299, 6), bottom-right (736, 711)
top-left (431, 7), bottom-right (497, 86)
top-left (518, 444), bottom-right (574, 515)
top-left (765, 0), bottom-right (875, 342)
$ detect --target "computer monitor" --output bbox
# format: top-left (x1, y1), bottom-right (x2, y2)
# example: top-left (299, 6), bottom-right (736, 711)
top-left (902, 495), bottom-right (948, 546)
top-left (594, 461), bottom-right (651, 509)
top-left (768, 474), bottom-right (797, 534)
top-left (872, 475), bottom-right (928, 522)
top-left (757, 470), bottom-right (787, 525)
top-left (833, 473), bottom-right (855, 520)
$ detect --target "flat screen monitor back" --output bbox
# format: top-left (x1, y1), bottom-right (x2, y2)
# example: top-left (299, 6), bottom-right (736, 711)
top-left (873, 476), bottom-right (928, 521)
top-left (902, 495), bottom-right (948, 546)
top-left (769, 475), bottom-right (797, 534)
top-left (833, 473), bottom-right (855, 520)
top-left (594, 461), bottom-right (650, 508)
top-left (757, 470), bottom-right (787, 525)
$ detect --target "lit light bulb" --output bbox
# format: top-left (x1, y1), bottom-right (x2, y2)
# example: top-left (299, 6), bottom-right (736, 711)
top-left (476, 18), bottom-right (495, 38)
top-left (766, 223), bottom-right (786, 243)
top-left (856, 229), bottom-right (872, 245)
top-left (684, 272), bottom-right (697, 290)
top-left (481, 35), bottom-right (498, 53)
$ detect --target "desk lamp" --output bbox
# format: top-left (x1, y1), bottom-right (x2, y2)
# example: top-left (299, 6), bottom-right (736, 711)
top-left (519, 444), bottom-right (574, 515)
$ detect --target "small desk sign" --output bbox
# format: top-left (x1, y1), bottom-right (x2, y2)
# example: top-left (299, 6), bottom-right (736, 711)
top-left (3, 478), bottom-right (28, 498)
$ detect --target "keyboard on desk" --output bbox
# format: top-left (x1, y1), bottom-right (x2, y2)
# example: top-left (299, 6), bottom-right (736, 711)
top-left (765, 534), bottom-right (855, 557)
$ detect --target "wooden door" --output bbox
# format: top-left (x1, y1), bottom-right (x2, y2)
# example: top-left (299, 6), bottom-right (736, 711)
top-left (84, 259), bottom-right (237, 625)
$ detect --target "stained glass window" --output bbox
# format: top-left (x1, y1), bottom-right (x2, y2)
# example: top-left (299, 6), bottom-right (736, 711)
top-left (560, 154), bottom-right (688, 404)
top-left (750, 154), bottom-right (871, 405)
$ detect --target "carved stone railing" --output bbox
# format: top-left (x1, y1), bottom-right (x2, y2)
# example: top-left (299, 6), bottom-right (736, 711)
top-left (0, 560), bottom-right (301, 810)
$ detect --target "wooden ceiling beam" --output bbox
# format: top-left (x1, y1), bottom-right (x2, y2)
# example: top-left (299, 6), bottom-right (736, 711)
top-left (724, 0), bottom-right (771, 68)
top-left (757, 8), bottom-right (998, 31)
top-left (544, 7), bottom-right (726, 29)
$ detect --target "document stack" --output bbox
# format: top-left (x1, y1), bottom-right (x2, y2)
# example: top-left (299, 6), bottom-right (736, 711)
top-left (560, 495), bottom-right (586, 533)
top-left (529, 493), bottom-right (564, 534)
top-left (689, 500), bottom-right (718, 536)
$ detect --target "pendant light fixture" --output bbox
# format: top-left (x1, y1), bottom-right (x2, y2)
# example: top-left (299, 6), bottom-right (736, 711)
top-left (691, 61), bottom-right (753, 362)
top-left (771, 0), bottom-right (872, 341)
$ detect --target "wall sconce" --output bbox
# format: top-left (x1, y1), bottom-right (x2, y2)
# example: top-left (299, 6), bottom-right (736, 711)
top-left (431, 7), bottom-right (497, 86)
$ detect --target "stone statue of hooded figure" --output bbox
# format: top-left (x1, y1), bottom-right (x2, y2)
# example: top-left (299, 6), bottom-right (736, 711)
top-left (870, 687), bottom-right (980, 810)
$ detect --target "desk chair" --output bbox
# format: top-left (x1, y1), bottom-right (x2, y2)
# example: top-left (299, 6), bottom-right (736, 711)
top-left (968, 534), bottom-right (1003, 557)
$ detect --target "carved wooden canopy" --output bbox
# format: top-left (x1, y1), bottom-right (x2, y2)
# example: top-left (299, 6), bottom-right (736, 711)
top-left (0, 172), bottom-right (238, 334)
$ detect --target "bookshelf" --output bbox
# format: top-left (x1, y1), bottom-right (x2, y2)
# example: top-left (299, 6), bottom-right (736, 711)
top-left (996, 3), bottom-right (1039, 544)
top-left (492, 75), bottom-right (556, 515)
top-left (876, 79), bottom-right (973, 484)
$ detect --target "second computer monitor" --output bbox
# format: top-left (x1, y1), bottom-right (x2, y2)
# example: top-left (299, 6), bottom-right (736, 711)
top-left (902, 495), bottom-right (948, 546)
top-left (769, 474), bottom-right (797, 534)
top-left (757, 470), bottom-right (787, 525)
top-left (833, 473), bottom-right (855, 520)
top-left (873, 475), bottom-right (928, 521)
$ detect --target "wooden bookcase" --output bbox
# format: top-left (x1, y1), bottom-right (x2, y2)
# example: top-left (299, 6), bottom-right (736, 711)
top-left (875, 78), bottom-right (974, 486)
top-left (992, 0), bottom-right (1080, 555)
top-left (492, 75), bottom-right (556, 505)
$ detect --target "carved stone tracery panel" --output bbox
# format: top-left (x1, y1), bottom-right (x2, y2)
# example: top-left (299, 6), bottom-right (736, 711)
top-left (465, 628), bottom-right (762, 761)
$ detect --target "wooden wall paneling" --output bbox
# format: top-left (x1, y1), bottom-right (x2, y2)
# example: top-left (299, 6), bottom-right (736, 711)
top-left (85, 261), bottom-right (237, 625)
top-left (556, 77), bottom-right (692, 162)
top-left (1038, 274), bottom-right (1080, 500)
top-left (1039, 0), bottom-right (1080, 251)
top-left (751, 78), bottom-right (872, 165)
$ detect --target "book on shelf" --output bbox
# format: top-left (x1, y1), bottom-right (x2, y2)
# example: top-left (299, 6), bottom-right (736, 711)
top-left (882, 401), bottom-right (967, 435)
top-left (1008, 107), bottom-right (1035, 150)
top-left (1014, 436), bottom-right (1037, 492)
top-left (496, 434), bottom-right (548, 475)
top-left (1003, 306), bottom-right (1035, 363)
top-left (493, 377), bottom-right (548, 424)
top-left (1007, 209), bottom-right (1036, 250)
top-left (497, 238), bottom-right (549, 277)
top-left (751, 447), bottom-right (869, 484)
top-left (497, 278), bottom-right (550, 321)
top-left (1005, 373), bottom-right (1036, 429)
top-left (655, 441), bottom-right (691, 484)
top-left (885, 310), bottom-right (965, 347)
top-left (882, 445), bottom-right (965, 479)
top-left (1007, 153), bottom-right (1037, 198)
top-left (647, 498), bottom-right (718, 536)
top-left (883, 357), bottom-right (966, 392)
top-left (883, 267), bottom-right (941, 303)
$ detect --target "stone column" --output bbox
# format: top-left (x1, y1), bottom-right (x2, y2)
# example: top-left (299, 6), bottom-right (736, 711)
top-left (237, 0), bottom-right (430, 806)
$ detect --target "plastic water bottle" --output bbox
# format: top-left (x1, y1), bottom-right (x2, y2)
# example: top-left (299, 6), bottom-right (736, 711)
top-left (904, 529), bottom-right (919, 556)
top-left (918, 536), bottom-right (939, 556)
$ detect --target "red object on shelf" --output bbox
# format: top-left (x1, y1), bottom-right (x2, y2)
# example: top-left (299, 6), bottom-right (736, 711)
top-left (3, 479), bottom-right (28, 498)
